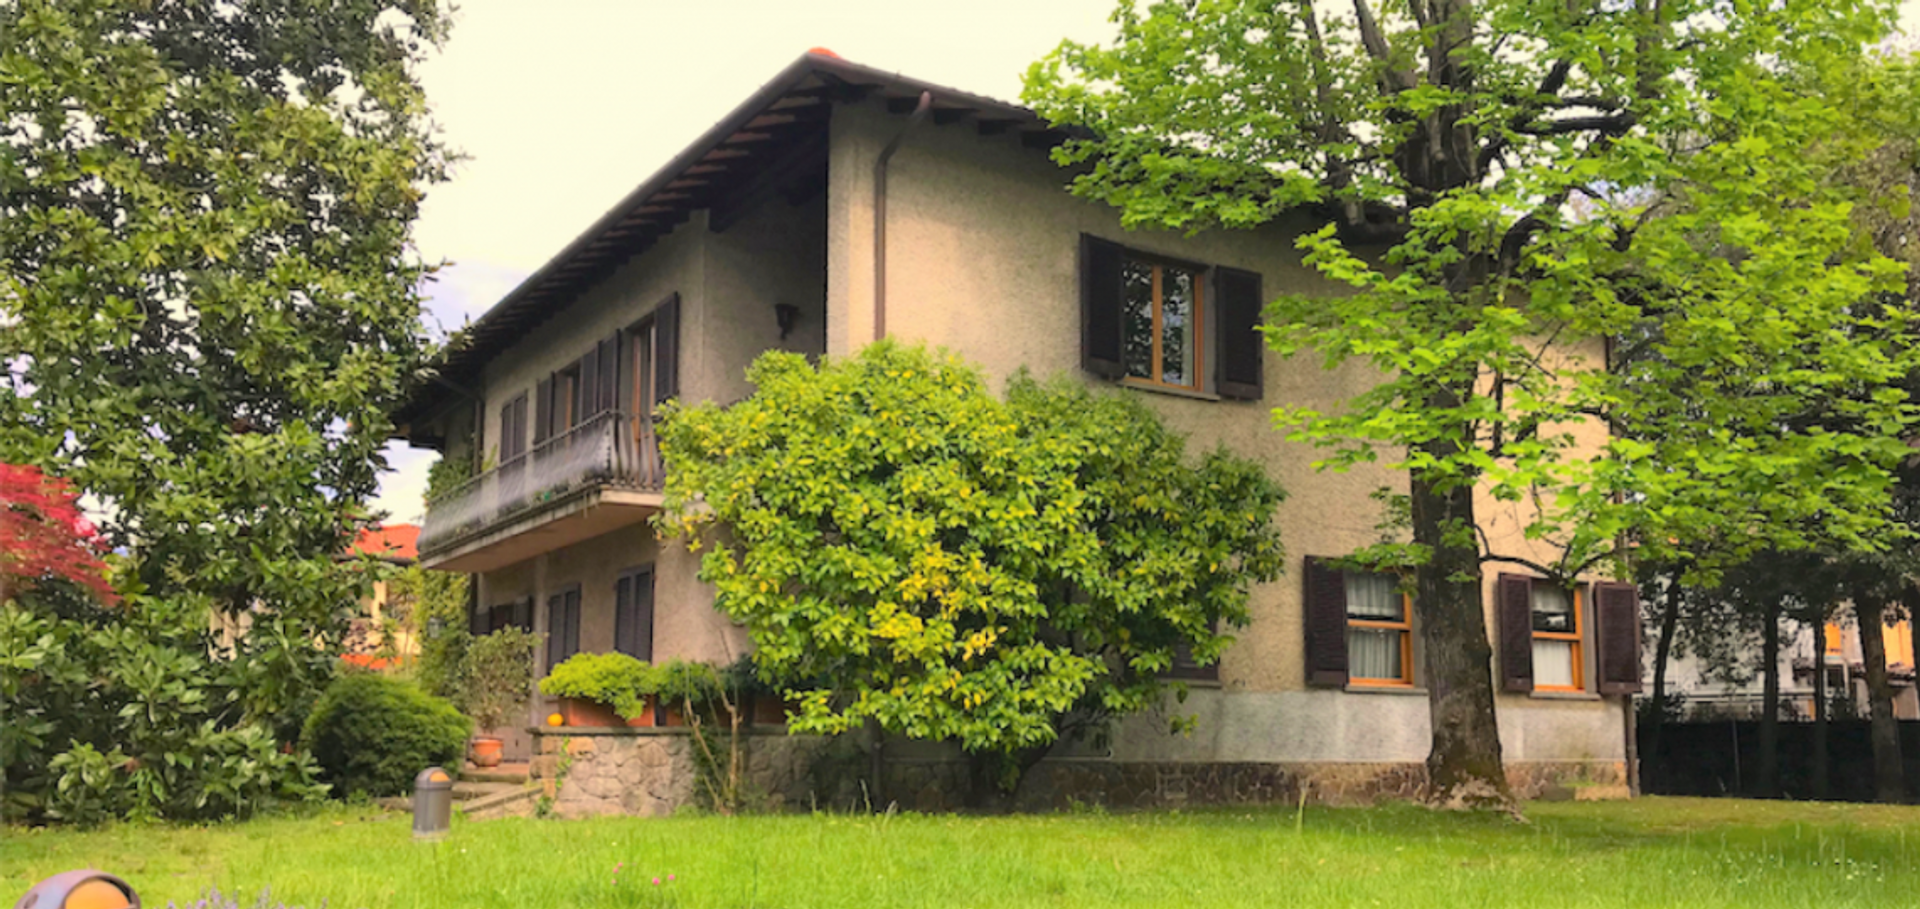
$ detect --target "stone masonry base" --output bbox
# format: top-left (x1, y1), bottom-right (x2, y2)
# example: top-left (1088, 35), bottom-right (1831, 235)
top-left (530, 728), bottom-right (1625, 818)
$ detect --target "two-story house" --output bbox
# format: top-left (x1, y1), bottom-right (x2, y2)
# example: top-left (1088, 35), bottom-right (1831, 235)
top-left (392, 51), bottom-right (1637, 812)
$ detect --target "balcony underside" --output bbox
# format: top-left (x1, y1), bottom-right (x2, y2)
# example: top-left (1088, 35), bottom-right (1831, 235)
top-left (421, 486), bottom-right (664, 573)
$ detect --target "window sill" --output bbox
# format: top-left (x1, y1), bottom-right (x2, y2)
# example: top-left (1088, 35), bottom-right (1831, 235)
top-left (1529, 690), bottom-right (1601, 701)
top-left (1345, 684), bottom-right (1428, 696)
top-left (1118, 379), bottom-right (1221, 402)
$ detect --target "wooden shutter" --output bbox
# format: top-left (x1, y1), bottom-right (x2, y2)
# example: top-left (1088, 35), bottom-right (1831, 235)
top-left (510, 597), bottom-right (532, 633)
top-left (468, 601), bottom-right (487, 637)
top-left (497, 401), bottom-right (513, 459)
top-left (578, 345), bottom-right (600, 424)
top-left (1303, 556), bottom-right (1350, 687)
top-left (615, 567), bottom-right (655, 662)
top-left (653, 293), bottom-right (680, 407)
top-left (532, 378), bottom-right (553, 447)
top-left (512, 395), bottom-right (529, 456)
top-left (1213, 266), bottom-right (1264, 400)
top-left (562, 588), bottom-right (581, 658)
top-left (1079, 234), bottom-right (1126, 380)
top-left (545, 593), bottom-right (566, 669)
top-left (1594, 581), bottom-right (1643, 695)
top-left (596, 334), bottom-right (620, 417)
top-left (1498, 574), bottom-right (1535, 693)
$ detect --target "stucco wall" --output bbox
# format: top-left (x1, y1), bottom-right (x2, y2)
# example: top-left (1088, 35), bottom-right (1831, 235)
top-left (825, 99), bottom-right (1625, 764)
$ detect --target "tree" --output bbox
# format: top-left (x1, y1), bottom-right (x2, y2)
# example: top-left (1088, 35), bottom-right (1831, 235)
top-left (1, 0), bottom-right (451, 732)
top-left (0, 1), bottom-right (452, 822)
top-left (0, 463), bottom-right (114, 608)
top-left (1026, 0), bottom-right (1917, 809)
top-left (657, 343), bottom-right (1286, 803)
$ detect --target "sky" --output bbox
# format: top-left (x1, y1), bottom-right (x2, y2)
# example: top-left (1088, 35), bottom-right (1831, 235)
top-left (368, 0), bottom-right (1920, 524)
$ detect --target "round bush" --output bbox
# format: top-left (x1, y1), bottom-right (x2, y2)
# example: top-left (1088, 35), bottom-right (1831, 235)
top-left (301, 672), bottom-right (472, 798)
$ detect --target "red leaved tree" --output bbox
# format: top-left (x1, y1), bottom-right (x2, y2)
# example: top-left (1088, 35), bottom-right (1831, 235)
top-left (0, 464), bottom-right (116, 606)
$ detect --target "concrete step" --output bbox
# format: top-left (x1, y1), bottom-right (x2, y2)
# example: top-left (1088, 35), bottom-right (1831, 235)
top-left (460, 785), bottom-right (540, 821)
top-left (461, 766), bottom-right (529, 785)
top-left (453, 780), bottom-right (522, 801)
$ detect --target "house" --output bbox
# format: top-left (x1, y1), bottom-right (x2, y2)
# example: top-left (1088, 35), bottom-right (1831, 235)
top-left (1656, 613), bottom-right (1918, 721)
top-left (391, 51), bottom-right (1636, 814)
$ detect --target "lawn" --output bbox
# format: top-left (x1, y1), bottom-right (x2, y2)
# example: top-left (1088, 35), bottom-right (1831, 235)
top-left (3, 797), bottom-right (1917, 908)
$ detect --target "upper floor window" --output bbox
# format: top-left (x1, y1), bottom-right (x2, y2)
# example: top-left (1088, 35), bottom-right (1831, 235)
top-left (1080, 234), bottom-right (1264, 401)
top-left (498, 392), bottom-right (528, 462)
top-left (1122, 257), bottom-right (1204, 390)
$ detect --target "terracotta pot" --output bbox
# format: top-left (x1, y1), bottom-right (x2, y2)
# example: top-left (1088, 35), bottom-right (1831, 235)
top-left (470, 736), bottom-right (504, 768)
top-left (559, 696), bottom-right (654, 728)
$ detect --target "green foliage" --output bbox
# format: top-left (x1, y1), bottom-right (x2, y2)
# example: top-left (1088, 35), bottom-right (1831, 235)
top-left (657, 342), bottom-right (1285, 785)
top-left (2, 600), bottom-right (326, 824)
top-left (1024, 0), bottom-right (1920, 582)
top-left (415, 623), bottom-right (471, 703)
top-left (458, 628), bottom-right (538, 731)
top-left (0, 0), bottom-right (454, 823)
top-left (301, 672), bottom-right (470, 799)
top-left (539, 652), bottom-right (659, 721)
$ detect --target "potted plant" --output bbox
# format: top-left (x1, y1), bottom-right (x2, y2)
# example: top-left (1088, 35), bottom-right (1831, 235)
top-left (540, 652), bottom-right (659, 727)
top-left (456, 626), bottom-right (538, 767)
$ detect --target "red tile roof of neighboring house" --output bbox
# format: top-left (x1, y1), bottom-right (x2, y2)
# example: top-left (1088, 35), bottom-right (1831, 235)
top-left (351, 524), bottom-right (420, 563)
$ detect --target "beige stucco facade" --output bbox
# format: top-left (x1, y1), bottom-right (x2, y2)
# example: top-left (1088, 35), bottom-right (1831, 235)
top-left (414, 90), bottom-right (1626, 780)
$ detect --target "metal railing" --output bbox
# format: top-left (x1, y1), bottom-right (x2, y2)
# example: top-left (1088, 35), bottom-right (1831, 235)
top-left (420, 410), bottom-right (663, 553)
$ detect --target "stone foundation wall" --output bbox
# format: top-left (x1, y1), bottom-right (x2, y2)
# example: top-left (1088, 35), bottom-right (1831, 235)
top-left (531, 728), bottom-right (1625, 817)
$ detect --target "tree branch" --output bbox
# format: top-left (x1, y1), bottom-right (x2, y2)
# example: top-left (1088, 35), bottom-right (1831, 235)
top-left (1351, 0), bottom-right (1415, 92)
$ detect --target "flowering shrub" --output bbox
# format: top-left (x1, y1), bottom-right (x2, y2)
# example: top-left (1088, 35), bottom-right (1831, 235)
top-left (0, 463), bottom-right (114, 606)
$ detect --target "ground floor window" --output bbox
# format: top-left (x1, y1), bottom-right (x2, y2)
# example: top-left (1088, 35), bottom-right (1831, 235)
top-left (1345, 572), bottom-right (1412, 686)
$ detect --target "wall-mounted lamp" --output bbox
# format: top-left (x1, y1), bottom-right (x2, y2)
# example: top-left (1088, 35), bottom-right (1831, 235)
top-left (775, 304), bottom-right (800, 341)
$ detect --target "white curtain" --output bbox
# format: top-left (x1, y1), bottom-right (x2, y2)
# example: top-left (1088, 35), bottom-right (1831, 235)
top-left (1346, 573), bottom-right (1403, 681)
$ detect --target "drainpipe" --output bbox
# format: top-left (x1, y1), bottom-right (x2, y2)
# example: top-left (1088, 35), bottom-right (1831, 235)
top-left (873, 91), bottom-right (933, 342)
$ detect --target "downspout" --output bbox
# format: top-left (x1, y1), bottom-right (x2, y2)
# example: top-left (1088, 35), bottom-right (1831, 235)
top-left (873, 91), bottom-right (933, 342)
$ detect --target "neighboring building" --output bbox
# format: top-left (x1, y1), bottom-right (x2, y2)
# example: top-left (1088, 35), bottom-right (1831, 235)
top-left (210, 523), bottom-right (422, 666)
top-left (1656, 613), bottom-right (1918, 722)
top-left (343, 523), bottom-right (422, 666)
top-left (392, 52), bottom-right (1636, 811)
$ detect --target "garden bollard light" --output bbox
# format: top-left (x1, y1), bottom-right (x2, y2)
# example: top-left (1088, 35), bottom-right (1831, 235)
top-left (414, 765), bottom-right (453, 840)
top-left (13, 870), bottom-right (139, 909)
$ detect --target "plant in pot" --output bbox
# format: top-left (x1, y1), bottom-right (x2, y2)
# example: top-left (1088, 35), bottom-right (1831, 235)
top-left (456, 627), bottom-right (538, 768)
top-left (539, 652), bottom-right (659, 727)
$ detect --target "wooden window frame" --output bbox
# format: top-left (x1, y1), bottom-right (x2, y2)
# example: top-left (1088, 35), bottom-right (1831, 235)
top-left (554, 362), bottom-right (581, 432)
top-left (1346, 583), bottom-right (1415, 688)
top-left (1121, 251), bottom-right (1207, 393)
top-left (499, 391), bottom-right (529, 463)
top-left (1531, 585), bottom-right (1586, 693)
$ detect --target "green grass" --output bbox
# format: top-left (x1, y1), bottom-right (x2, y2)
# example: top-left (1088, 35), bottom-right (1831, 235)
top-left (4, 798), bottom-right (1919, 908)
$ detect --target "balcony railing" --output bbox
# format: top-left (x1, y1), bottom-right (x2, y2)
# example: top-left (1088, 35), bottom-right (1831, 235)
top-left (420, 410), bottom-right (663, 553)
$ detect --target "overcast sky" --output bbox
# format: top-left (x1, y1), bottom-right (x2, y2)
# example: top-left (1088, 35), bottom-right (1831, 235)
top-left (368, 0), bottom-right (1920, 524)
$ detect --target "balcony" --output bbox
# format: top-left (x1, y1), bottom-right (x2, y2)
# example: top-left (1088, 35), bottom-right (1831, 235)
top-left (419, 410), bottom-right (665, 572)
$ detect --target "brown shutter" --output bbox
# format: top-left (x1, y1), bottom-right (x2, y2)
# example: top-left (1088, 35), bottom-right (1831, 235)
top-left (545, 593), bottom-right (566, 670)
top-left (1594, 581), bottom-right (1643, 695)
top-left (1304, 556), bottom-right (1350, 687)
top-left (597, 334), bottom-right (620, 417)
top-left (616, 567), bottom-right (655, 662)
top-left (498, 400), bottom-right (514, 459)
top-left (1213, 266), bottom-right (1264, 400)
top-left (578, 345), bottom-right (600, 423)
top-left (532, 378), bottom-right (553, 447)
top-left (510, 597), bottom-right (532, 633)
top-left (512, 395), bottom-right (529, 455)
top-left (1079, 234), bottom-right (1125, 379)
top-left (1498, 574), bottom-right (1535, 693)
top-left (653, 293), bottom-right (680, 407)
top-left (468, 601), bottom-right (487, 637)
top-left (563, 588), bottom-right (582, 656)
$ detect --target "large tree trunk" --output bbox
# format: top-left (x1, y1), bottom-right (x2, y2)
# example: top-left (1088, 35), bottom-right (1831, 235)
top-left (1411, 455), bottom-right (1513, 811)
top-left (1643, 579), bottom-right (1682, 791)
top-left (1854, 593), bottom-right (1906, 803)
top-left (1811, 615), bottom-right (1830, 800)
top-left (1755, 604), bottom-right (1781, 798)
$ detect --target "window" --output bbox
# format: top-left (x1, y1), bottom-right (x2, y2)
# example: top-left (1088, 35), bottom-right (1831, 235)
top-left (1345, 572), bottom-right (1413, 687)
top-left (1121, 256), bottom-right (1204, 390)
top-left (1303, 557), bottom-right (1412, 688)
top-left (554, 363), bottom-right (581, 432)
top-left (1530, 585), bottom-right (1583, 692)
top-left (1079, 235), bottom-right (1264, 401)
